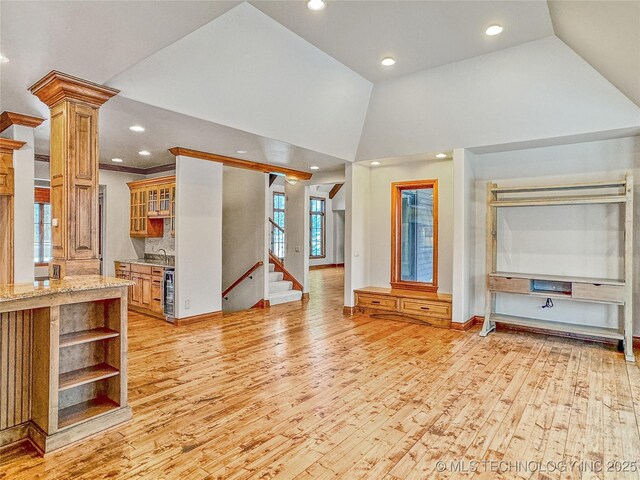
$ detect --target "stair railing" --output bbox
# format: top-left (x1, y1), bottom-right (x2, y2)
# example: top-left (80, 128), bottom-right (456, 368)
top-left (222, 261), bottom-right (263, 300)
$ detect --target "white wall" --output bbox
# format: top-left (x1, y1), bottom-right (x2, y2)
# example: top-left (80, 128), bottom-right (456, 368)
top-left (357, 36), bottom-right (640, 161)
top-left (469, 136), bottom-right (640, 333)
top-left (5, 125), bottom-right (35, 283)
top-left (222, 168), bottom-right (267, 311)
top-left (368, 159), bottom-right (454, 293)
top-left (285, 180), bottom-right (309, 293)
top-left (333, 210), bottom-right (345, 265)
top-left (174, 156), bottom-right (222, 318)
top-left (452, 149), bottom-right (477, 324)
top-left (99, 170), bottom-right (145, 277)
top-left (344, 163), bottom-right (371, 307)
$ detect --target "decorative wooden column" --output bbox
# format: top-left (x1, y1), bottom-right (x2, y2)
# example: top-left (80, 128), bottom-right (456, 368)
top-left (30, 71), bottom-right (118, 278)
top-left (0, 138), bottom-right (26, 285)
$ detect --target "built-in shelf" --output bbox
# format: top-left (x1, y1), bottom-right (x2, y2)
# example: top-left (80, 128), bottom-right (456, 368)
top-left (491, 180), bottom-right (625, 194)
top-left (492, 314), bottom-right (624, 341)
top-left (58, 396), bottom-right (120, 430)
top-left (490, 272), bottom-right (625, 286)
top-left (58, 364), bottom-right (119, 392)
top-left (490, 194), bottom-right (626, 208)
top-left (59, 327), bottom-right (119, 348)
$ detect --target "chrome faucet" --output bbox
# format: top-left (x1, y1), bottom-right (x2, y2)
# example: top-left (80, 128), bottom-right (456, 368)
top-left (158, 249), bottom-right (168, 265)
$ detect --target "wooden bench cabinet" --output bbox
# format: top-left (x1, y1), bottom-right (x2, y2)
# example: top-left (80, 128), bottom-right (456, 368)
top-left (354, 287), bottom-right (452, 328)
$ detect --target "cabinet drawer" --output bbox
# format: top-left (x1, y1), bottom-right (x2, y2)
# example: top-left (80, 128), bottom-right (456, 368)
top-left (115, 262), bottom-right (130, 273)
top-left (151, 267), bottom-right (164, 277)
top-left (572, 283), bottom-right (625, 303)
top-left (357, 294), bottom-right (397, 311)
top-left (131, 264), bottom-right (152, 275)
top-left (400, 299), bottom-right (451, 319)
top-left (489, 276), bottom-right (531, 294)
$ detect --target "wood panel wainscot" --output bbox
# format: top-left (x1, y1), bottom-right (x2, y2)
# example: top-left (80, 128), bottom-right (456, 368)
top-left (0, 276), bottom-right (133, 454)
top-left (354, 287), bottom-right (452, 328)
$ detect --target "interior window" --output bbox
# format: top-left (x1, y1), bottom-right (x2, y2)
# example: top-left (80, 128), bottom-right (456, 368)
top-left (391, 180), bottom-right (438, 292)
top-left (309, 196), bottom-right (325, 258)
top-left (34, 187), bottom-right (51, 264)
top-left (271, 192), bottom-right (286, 259)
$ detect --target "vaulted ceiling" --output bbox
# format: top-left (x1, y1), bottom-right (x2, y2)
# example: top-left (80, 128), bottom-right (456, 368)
top-left (0, 1), bottom-right (638, 170)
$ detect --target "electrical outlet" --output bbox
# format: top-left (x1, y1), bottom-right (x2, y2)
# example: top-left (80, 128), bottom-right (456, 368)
top-left (185, 299), bottom-right (191, 309)
top-left (295, 246), bottom-right (300, 253)
top-left (354, 251), bottom-right (360, 257)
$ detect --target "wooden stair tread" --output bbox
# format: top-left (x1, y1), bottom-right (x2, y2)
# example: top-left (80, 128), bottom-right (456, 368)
top-left (59, 328), bottom-right (119, 348)
top-left (58, 396), bottom-right (120, 430)
top-left (59, 364), bottom-right (119, 391)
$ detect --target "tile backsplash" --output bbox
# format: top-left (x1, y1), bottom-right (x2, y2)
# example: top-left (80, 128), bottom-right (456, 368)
top-left (145, 220), bottom-right (175, 256)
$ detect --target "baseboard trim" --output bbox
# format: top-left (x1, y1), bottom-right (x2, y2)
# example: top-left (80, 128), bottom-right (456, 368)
top-left (310, 263), bottom-right (344, 270)
top-left (173, 310), bottom-right (223, 326)
top-left (251, 299), bottom-right (270, 309)
top-left (450, 316), bottom-right (483, 331)
top-left (0, 422), bottom-right (30, 449)
top-left (343, 306), bottom-right (356, 315)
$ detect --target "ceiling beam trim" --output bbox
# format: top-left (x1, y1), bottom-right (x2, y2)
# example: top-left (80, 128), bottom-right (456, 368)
top-left (169, 147), bottom-right (313, 180)
top-left (329, 183), bottom-right (344, 199)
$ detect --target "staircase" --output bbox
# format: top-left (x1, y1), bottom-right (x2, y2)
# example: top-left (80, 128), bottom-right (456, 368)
top-left (268, 262), bottom-right (303, 305)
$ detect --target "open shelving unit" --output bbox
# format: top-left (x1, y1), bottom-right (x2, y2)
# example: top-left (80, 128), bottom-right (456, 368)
top-left (480, 174), bottom-right (634, 361)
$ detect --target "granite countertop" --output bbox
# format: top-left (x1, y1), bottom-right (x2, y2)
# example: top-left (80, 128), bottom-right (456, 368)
top-left (117, 258), bottom-right (174, 267)
top-left (0, 275), bottom-right (134, 302)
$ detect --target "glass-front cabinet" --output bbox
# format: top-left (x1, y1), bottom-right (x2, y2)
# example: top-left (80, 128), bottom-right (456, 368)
top-left (127, 175), bottom-right (175, 238)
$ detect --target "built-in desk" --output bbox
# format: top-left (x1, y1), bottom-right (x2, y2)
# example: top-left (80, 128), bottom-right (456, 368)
top-left (354, 287), bottom-right (452, 328)
top-left (0, 276), bottom-right (133, 453)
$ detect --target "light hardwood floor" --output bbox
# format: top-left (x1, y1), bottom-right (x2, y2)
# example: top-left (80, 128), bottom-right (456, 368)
top-left (2, 267), bottom-right (640, 479)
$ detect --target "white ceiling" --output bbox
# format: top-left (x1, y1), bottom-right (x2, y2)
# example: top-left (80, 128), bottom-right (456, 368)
top-left (35, 95), bottom-right (348, 171)
top-left (1, 0), bottom-right (638, 170)
top-left (252, 0), bottom-right (554, 82)
top-left (548, 0), bottom-right (640, 107)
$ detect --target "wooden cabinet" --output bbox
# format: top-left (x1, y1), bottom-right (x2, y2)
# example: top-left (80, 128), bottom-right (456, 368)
top-left (354, 287), bottom-right (452, 328)
top-left (127, 176), bottom-right (175, 238)
top-left (116, 261), bottom-right (167, 319)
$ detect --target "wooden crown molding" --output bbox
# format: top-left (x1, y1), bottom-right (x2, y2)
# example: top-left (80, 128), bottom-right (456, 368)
top-left (29, 70), bottom-right (119, 108)
top-left (127, 175), bottom-right (176, 189)
top-left (0, 138), bottom-right (26, 154)
top-left (34, 153), bottom-right (175, 176)
top-left (0, 111), bottom-right (45, 133)
top-left (169, 147), bottom-right (313, 180)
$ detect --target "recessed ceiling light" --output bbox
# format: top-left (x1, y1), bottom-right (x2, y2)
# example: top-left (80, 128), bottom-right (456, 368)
top-left (381, 57), bottom-right (396, 67)
top-left (371, 161), bottom-right (381, 166)
top-left (485, 25), bottom-right (503, 36)
top-left (111, 158), bottom-right (123, 163)
top-left (436, 153), bottom-right (447, 158)
top-left (138, 150), bottom-right (151, 156)
top-left (306, 0), bottom-right (326, 11)
top-left (310, 166), bottom-right (320, 170)
top-left (129, 125), bottom-right (145, 132)
top-left (235, 149), bottom-right (247, 154)
top-left (0, 55), bottom-right (8, 64)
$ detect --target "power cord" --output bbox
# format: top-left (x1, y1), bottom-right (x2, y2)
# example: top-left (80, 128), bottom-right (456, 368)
top-left (542, 298), bottom-right (554, 309)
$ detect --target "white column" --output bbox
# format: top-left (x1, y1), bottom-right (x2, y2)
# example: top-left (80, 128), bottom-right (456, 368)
top-left (6, 125), bottom-right (36, 283)
top-left (174, 155), bottom-right (223, 318)
top-left (284, 179), bottom-right (310, 293)
top-left (451, 148), bottom-right (476, 324)
top-left (344, 163), bottom-right (371, 308)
